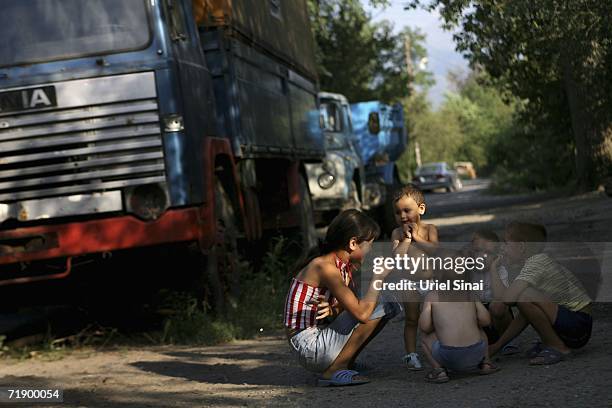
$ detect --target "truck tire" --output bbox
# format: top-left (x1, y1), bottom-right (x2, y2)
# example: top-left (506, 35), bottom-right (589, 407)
top-left (203, 178), bottom-right (240, 314)
top-left (381, 181), bottom-right (401, 238)
top-left (297, 175), bottom-right (318, 257)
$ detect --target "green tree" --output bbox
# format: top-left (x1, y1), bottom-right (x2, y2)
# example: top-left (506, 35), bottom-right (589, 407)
top-left (308, 0), bottom-right (432, 102)
top-left (446, 70), bottom-right (517, 172)
top-left (397, 69), bottom-right (520, 183)
top-left (408, 0), bottom-right (612, 190)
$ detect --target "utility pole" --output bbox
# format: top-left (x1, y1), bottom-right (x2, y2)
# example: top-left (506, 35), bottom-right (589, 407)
top-left (404, 34), bottom-right (421, 168)
top-left (404, 34), bottom-right (414, 95)
top-left (414, 140), bottom-right (422, 168)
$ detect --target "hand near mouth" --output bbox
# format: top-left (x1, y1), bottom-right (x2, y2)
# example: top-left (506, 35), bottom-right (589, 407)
top-left (406, 222), bottom-right (419, 237)
top-left (402, 223), bottom-right (413, 241)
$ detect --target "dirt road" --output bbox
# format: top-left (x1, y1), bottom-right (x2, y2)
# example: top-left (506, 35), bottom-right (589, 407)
top-left (1, 182), bottom-right (611, 407)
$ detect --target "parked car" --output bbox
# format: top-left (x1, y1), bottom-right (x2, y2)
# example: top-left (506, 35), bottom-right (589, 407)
top-left (454, 161), bottom-right (477, 179)
top-left (412, 162), bottom-right (462, 192)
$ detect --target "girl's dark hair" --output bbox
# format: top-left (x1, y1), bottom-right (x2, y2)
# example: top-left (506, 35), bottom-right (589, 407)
top-left (293, 209), bottom-right (380, 275)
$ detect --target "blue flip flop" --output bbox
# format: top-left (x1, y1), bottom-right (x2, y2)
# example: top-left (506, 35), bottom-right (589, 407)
top-left (529, 346), bottom-right (570, 365)
top-left (317, 369), bottom-right (370, 387)
top-left (525, 341), bottom-right (543, 359)
top-left (501, 342), bottom-right (521, 356)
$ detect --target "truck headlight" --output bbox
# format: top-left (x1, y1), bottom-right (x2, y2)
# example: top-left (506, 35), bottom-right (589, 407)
top-left (318, 172), bottom-right (336, 189)
top-left (125, 183), bottom-right (169, 220)
top-left (163, 114), bottom-right (184, 132)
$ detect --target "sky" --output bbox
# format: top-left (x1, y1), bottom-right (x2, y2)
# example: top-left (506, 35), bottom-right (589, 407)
top-left (362, 1), bottom-right (469, 108)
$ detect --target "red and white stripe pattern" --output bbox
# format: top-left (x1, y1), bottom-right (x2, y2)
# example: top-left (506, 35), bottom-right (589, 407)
top-left (335, 255), bottom-right (353, 288)
top-left (284, 278), bottom-right (329, 330)
top-left (284, 256), bottom-right (353, 330)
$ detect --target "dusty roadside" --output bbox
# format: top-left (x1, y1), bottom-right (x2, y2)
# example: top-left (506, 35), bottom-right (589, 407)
top-left (1, 188), bottom-right (611, 407)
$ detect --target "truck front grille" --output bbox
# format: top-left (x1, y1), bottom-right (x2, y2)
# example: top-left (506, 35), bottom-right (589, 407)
top-left (0, 98), bottom-right (166, 203)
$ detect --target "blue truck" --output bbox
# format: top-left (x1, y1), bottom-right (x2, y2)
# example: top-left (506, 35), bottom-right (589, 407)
top-left (350, 101), bottom-right (407, 234)
top-left (305, 92), bottom-right (365, 224)
top-left (304, 94), bottom-right (407, 234)
top-left (0, 0), bottom-right (323, 306)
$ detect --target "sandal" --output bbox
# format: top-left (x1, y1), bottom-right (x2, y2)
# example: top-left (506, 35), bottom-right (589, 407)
top-left (501, 343), bottom-right (520, 356)
top-left (317, 369), bottom-right (370, 387)
top-left (529, 347), bottom-right (570, 366)
top-left (478, 361), bottom-right (500, 375)
top-left (525, 341), bottom-right (543, 359)
top-left (425, 367), bottom-right (449, 383)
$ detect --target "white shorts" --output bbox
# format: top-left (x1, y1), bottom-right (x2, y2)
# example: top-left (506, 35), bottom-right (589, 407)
top-left (288, 301), bottom-right (400, 373)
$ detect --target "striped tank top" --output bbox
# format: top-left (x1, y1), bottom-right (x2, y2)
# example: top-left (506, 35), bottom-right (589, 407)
top-left (284, 255), bottom-right (353, 331)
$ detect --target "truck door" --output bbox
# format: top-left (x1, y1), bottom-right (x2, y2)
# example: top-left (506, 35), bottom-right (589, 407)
top-left (163, 0), bottom-right (217, 203)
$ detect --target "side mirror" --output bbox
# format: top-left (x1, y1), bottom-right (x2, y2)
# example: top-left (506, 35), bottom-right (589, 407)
top-left (368, 112), bottom-right (380, 135)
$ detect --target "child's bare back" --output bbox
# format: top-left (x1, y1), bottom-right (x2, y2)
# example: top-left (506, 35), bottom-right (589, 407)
top-left (430, 296), bottom-right (484, 347)
top-left (420, 290), bottom-right (496, 378)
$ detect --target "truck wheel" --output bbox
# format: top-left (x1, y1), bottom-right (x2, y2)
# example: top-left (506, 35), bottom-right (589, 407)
top-left (203, 178), bottom-right (240, 315)
top-left (297, 175), bottom-right (318, 257)
top-left (342, 181), bottom-right (362, 211)
top-left (381, 182), bottom-right (400, 238)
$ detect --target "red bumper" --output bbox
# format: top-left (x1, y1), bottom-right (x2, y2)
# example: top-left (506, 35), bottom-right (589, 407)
top-left (0, 206), bottom-right (213, 266)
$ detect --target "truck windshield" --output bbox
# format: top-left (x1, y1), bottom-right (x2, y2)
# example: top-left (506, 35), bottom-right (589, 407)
top-left (320, 101), bottom-right (348, 149)
top-left (1, 0), bottom-right (151, 68)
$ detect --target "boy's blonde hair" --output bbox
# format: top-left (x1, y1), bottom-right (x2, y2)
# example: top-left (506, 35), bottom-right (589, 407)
top-left (393, 185), bottom-right (425, 206)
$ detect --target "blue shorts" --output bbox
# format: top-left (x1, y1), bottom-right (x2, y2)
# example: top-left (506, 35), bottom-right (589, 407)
top-left (553, 305), bottom-right (592, 349)
top-left (432, 340), bottom-right (486, 372)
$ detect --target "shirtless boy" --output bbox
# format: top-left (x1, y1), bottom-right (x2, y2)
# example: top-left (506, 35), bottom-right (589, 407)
top-left (390, 186), bottom-right (438, 370)
top-left (419, 289), bottom-right (499, 383)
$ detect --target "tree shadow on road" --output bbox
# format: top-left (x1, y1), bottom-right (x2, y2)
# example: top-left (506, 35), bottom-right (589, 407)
top-left (162, 349), bottom-right (289, 362)
top-left (131, 359), bottom-right (313, 386)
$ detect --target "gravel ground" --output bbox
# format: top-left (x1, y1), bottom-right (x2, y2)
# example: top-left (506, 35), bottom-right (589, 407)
top-left (1, 182), bottom-right (611, 407)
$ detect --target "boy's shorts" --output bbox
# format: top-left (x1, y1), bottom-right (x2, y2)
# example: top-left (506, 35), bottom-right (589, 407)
top-left (288, 301), bottom-right (400, 373)
top-left (553, 305), bottom-right (592, 349)
top-left (432, 340), bottom-right (486, 372)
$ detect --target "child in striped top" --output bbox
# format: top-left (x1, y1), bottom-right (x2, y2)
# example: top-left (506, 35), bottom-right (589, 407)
top-left (284, 209), bottom-right (400, 386)
top-left (488, 222), bottom-right (592, 365)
